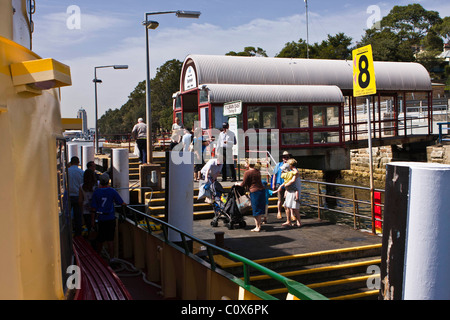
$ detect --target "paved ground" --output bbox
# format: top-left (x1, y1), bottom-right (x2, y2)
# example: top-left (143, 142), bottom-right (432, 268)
top-left (192, 210), bottom-right (382, 261)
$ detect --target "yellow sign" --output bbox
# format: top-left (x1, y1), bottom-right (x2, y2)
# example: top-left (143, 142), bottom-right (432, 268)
top-left (352, 45), bottom-right (376, 97)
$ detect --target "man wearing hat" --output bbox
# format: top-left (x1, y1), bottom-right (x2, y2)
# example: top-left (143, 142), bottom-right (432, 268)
top-left (272, 151), bottom-right (291, 219)
top-left (91, 173), bottom-right (126, 261)
top-left (218, 122), bottom-right (237, 182)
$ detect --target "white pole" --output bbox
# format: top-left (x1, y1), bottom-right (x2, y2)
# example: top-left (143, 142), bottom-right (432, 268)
top-left (403, 163), bottom-right (450, 299)
top-left (112, 148), bottom-right (129, 204)
top-left (82, 145), bottom-right (94, 170)
top-left (68, 144), bottom-right (78, 161)
top-left (168, 152), bottom-right (194, 242)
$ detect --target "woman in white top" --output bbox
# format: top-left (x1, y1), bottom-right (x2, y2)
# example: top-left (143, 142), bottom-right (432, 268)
top-left (276, 159), bottom-right (302, 227)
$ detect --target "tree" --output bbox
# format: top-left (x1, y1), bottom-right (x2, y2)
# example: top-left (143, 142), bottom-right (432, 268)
top-left (98, 59), bottom-right (182, 135)
top-left (226, 46), bottom-right (268, 57)
top-left (380, 4), bottom-right (442, 44)
top-left (359, 28), bottom-right (415, 62)
top-left (276, 33), bottom-right (353, 60)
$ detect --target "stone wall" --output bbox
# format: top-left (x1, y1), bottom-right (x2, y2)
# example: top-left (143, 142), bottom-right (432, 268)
top-left (427, 145), bottom-right (450, 164)
top-left (299, 144), bottom-right (450, 188)
top-left (340, 146), bottom-right (392, 187)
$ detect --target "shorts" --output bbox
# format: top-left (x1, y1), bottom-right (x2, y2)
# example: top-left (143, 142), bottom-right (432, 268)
top-left (275, 184), bottom-right (285, 201)
top-left (97, 219), bottom-right (116, 242)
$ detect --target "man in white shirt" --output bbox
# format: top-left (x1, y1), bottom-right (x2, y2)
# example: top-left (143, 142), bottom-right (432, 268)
top-left (218, 122), bottom-right (237, 181)
top-left (181, 128), bottom-right (192, 152)
top-left (131, 118), bottom-right (147, 163)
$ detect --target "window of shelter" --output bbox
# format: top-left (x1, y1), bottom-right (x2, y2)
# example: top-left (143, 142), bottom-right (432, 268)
top-left (247, 106), bottom-right (277, 129)
top-left (281, 106), bottom-right (309, 128)
top-left (312, 105), bottom-right (339, 127)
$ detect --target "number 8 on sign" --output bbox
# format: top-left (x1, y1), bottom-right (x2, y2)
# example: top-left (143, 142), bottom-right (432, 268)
top-left (352, 44), bottom-right (376, 97)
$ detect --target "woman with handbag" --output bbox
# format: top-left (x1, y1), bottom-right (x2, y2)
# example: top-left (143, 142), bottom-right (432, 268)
top-left (238, 160), bottom-right (265, 232)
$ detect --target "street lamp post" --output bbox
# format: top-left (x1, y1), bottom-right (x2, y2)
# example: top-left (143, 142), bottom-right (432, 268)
top-left (93, 65), bottom-right (128, 154)
top-left (143, 10), bottom-right (201, 164)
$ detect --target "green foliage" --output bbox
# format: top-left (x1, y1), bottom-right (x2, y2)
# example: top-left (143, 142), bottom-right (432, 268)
top-left (276, 33), bottom-right (353, 60)
top-left (98, 59), bottom-right (181, 134)
top-left (226, 46), bottom-right (268, 57)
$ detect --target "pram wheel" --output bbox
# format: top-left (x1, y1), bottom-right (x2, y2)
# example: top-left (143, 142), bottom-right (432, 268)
top-left (226, 222), bottom-right (233, 230)
top-left (210, 220), bottom-right (218, 227)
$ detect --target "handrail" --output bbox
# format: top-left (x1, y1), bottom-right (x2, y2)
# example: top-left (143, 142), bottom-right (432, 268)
top-left (122, 205), bottom-right (328, 300)
top-left (438, 122), bottom-right (450, 143)
top-left (299, 179), bottom-right (384, 231)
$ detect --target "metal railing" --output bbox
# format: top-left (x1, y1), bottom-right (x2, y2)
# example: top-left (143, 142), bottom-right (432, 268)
top-left (300, 179), bottom-right (384, 232)
top-left (121, 205), bottom-right (328, 300)
top-left (438, 122), bottom-right (450, 143)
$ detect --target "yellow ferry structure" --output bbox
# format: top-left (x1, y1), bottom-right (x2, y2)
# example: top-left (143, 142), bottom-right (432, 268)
top-left (0, 0), bottom-right (73, 299)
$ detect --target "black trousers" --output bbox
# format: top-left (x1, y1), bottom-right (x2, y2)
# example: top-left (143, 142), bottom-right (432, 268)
top-left (221, 147), bottom-right (236, 181)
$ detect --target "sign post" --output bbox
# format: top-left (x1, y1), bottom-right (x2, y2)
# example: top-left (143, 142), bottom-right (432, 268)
top-left (353, 44), bottom-right (377, 233)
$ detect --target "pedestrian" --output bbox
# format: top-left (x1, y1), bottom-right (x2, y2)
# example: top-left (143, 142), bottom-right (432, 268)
top-left (200, 153), bottom-right (223, 183)
top-left (261, 179), bottom-right (274, 224)
top-left (194, 130), bottom-right (209, 181)
top-left (271, 151), bottom-right (291, 219)
top-left (68, 156), bottom-right (84, 236)
top-left (218, 122), bottom-right (237, 182)
top-left (198, 153), bottom-right (224, 200)
top-left (238, 160), bottom-right (266, 232)
top-left (78, 168), bottom-right (97, 235)
top-left (170, 117), bottom-right (183, 150)
top-left (131, 118), bottom-right (147, 164)
top-left (276, 159), bottom-right (302, 227)
top-left (181, 127), bottom-right (192, 152)
top-left (86, 160), bottom-right (100, 184)
top-left (90, 173), bottom-right (127, 262)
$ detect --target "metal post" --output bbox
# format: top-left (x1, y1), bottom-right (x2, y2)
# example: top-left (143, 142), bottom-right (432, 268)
top-left (366, 97), bottom-right (375, 234)
top-left (145, 15), bottom-right (153, 164)
top-left (94, 68), bottom-right (99, 154)
top-left (305, 0), bottom-right (309, 59)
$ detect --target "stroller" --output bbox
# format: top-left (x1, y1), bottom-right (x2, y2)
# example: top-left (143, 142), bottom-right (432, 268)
top-left (209, 183), bottom-right (247, 230)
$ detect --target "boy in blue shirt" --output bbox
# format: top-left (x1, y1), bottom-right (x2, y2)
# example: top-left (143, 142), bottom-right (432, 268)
top-left (91, 173), bottom-right (126, 261)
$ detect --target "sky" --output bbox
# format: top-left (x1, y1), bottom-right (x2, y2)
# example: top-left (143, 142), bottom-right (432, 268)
top-left (30, 0), bottom-right (450, 128)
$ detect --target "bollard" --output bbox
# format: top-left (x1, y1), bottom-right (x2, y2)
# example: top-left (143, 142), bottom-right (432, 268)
top-left (381, 162), bottom-right (450, 300)
top-left (167, 151), bottom-right (194, 243)
top-left (82, 145), bottom-right (94, 170)
top-left (214, 231), bottom-right (225, 248)
top-left (112, 148), bottom-right (129, 204)
top-left (67, 144), bottom-right (78, 162)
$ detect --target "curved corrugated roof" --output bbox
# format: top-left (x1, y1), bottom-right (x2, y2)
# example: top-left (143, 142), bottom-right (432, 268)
top-left (182, 55), bottom-right (432, 92)
top-left (203, 84), bottom-right (344, 104)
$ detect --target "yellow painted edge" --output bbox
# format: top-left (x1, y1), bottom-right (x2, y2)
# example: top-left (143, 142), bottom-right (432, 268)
top-left (61, 118), bottom-right (82, 125)
top-left (223, 244), bottom-right (382, 269)
top-left (248, 259), bottom-right (381, 282)
top-left (330, 289), bottom-right (379, 300)
top-left (0, 35), bottom-right (40, 59)
top-left (10, 58), bottom-right (70, 77)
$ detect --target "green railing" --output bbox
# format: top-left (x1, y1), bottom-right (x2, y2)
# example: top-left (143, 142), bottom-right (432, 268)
top-left (123, 205), bottom-right (328, 301)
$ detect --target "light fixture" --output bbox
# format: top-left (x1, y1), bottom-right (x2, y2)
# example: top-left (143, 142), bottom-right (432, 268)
top-left (143, 20), bottom-right (159, 29)
top-left (175, 10), bottom-right (201, 18)
top-left (113, 65), bottom-right (129, 70)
